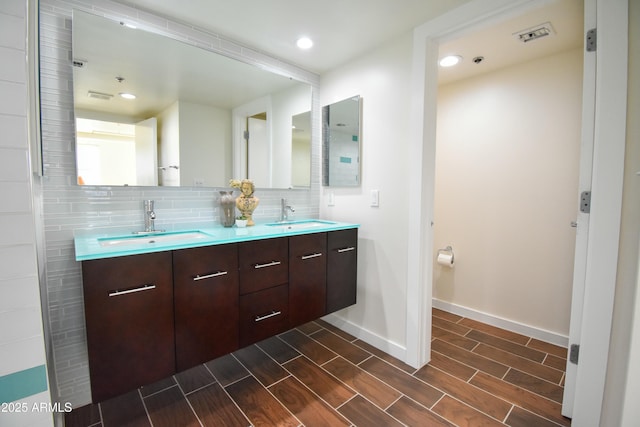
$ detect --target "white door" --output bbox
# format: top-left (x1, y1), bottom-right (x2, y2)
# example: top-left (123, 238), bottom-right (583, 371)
top-left (563, 0), bottom-right (628, 423)
top-left (562, 0), bottom-right (596, 417)
top-left (135, 117), bottom-right (158, 186)
top-left (409, 0), bottom-right (627, 423)
top-left (247, 116), bottom-right (270, 186)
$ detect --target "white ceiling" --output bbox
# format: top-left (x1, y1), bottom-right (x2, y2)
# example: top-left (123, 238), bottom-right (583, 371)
top-left (114, 0), bottom-right (472, 74)
top-left (113, 0), bottom-right (583, 78)
top-left (437, 0), bottom-right (583, 85)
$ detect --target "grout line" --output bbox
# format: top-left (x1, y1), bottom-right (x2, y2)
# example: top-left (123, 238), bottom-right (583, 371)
top-left (383, 394), bottom-right (404, 411)
top-left (503, 404), bottom-right (515, 423)
top-left (173, 380), bottom-right (205, 427)
top-left (137, 388), bottom-right (154, 427)
top-left (502, 367), bottom-right (511, 380)
top-left (139, 378), bottom-right (178, 398)
top-left (216, 374), bottom-right (254, 426)
top-left (355, 353), bottom-right (374, 367)
top-left (97, 402), bottom-right (104, 427)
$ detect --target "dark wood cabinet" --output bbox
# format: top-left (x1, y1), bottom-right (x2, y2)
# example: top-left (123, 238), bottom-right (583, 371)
top-left (289, 233), bottom-right (327, 326)
top-left (82, 252), bottom-right (175, 403)
top-left (81, 228), bottom-right (357, 402)
top-left (327, 228), bottom-right (358, 313)
top-left (173, 244), bottom-right (239, 371)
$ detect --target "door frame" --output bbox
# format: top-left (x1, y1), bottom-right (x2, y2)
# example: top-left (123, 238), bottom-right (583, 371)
top-left (406, 0), bottom-right (628, 423)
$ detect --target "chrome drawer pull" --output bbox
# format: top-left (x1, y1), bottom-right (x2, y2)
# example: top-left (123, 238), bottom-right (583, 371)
top-left (337, 247), bottom-right (356, 253)
top-left (193, 271), bottom-right (228, 281)
top-left (254, 260), bottom-right (281, 269)
top-left (301, 252), bottom-right (323, 260)
top-left (109, 284), bottom-right (155, 297)
top-left (254, 310), bottom-right (282, 322)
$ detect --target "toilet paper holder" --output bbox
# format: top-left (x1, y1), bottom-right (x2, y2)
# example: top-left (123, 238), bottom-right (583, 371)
top-left (437, 246), bottom-right (455, 263)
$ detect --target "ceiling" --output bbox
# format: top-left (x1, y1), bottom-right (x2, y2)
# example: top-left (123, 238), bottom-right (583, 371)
top-left (114, 0), bottom-right (471, 74)
top-left (112, 0), bottom-right (583, 79)
top-left (437, 0), bottom-right (583, 85)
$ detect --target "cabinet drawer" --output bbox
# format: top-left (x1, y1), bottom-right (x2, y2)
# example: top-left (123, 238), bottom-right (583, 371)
top-left (289, 233), bottom-right (327, 326)
top-left (239, 284), bottom-right (289, 347)
top-left (173, 245), bottom-right (239, 371)
top-left (239, 237), bottom-right (288, 294)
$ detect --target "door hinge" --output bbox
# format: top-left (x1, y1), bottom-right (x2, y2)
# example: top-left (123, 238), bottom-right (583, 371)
top-left (580, 191), bottom-right (591, 213)
top-left (569, 343), bottom-right (580, 364)
top-left (243, 130), bottom-right (249, 140)
top-left (586, 28), bottom-right (597, 52)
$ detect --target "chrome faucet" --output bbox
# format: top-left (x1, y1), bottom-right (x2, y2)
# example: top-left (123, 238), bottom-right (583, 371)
top-left (280, 198), bottom-right (295, 222)
top-left (143, 200), bottom-right (161, 233)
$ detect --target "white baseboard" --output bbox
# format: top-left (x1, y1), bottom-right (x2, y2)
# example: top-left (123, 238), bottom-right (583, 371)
top-left (321, 313), bottom-right (407, 362)
top-left (432, 298), bottom-right (569, 348)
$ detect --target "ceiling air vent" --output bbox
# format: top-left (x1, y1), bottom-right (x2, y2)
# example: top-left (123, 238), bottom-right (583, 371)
top-left (87, 91), bottom-right (113, 101)
top-left (513, 22), bottom-right (555, 43)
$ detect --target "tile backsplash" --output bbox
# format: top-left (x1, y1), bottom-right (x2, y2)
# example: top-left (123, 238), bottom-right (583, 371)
top-left (40, 0), bottom-right (320, 406)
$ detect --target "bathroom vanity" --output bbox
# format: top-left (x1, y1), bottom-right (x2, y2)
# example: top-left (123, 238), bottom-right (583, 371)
top-left (75, 221), bottom-right (358, 402)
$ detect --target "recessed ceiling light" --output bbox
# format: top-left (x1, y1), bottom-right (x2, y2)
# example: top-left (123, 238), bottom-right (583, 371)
top-left (439, 55), bottom-right (462, 67)
top-left (296, 37), bottom-right (313, 50)
top-left (119, 92), bottom-right (136, 100)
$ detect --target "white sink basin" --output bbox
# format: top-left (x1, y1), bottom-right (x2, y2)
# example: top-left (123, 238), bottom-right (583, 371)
top-left (98, 230), bottom-right (212, 247)
top-left (265, 219), bottom-right (337, 230)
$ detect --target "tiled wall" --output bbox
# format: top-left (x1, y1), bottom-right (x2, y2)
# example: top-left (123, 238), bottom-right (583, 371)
top-left (39, 0), bottom-right (321, 407)
top-left (0, 0), bottom-right (54, 426)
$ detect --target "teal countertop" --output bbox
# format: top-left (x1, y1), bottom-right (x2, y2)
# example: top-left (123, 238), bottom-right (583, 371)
top-left (74, 219), bottom-right (360, 261)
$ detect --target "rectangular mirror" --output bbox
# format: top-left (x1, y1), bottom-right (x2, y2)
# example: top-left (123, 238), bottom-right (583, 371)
top-left (322, 96), bottom-right (362, 186)
top-left (72, 10), bottom-right (312, 189)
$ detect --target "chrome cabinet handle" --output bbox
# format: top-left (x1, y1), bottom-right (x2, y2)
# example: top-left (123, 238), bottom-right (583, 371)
top-left (337, 247), bottom-right (356, 253)
top-left (301, 252), bottom-right (323, 260)
top-left (109, 284), bottom-right (155, 297)
top-left (193, 271), bottom-right (228, 281)
top-left (254, 260), bottom-right (281, 269)
top-left (254, 310), bottom-right (282, 322)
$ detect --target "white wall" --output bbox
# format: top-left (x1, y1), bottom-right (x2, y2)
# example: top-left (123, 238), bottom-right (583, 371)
top-left (433, 48), bottom-right (583, 338)
top-left (320, 33), bottom-right (413, 357)
top-left (0, 0), bottom-right (53, 425)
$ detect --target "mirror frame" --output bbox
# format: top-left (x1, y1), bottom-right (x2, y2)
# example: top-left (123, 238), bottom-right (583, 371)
top-left (68, 7), bottom-right (319, 190)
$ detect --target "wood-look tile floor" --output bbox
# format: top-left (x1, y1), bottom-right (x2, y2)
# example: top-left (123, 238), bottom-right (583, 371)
top-left (65, 309), bottom-right (571, 426)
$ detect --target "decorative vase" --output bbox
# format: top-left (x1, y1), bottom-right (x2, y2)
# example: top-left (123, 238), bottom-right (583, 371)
top-left (219, 191), bottom-right (235, 227)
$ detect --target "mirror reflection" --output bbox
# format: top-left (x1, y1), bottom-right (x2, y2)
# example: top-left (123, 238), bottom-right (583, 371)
top-left (72, 10), bottom-right (312, 188)
top-left (322, 96), bottom-right (362, 186)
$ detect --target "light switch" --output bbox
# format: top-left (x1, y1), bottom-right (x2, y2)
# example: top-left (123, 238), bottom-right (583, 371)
top-left (328, 192), bottom-right (335, 206)
top-left (370, 189), bottom-right (379, 207)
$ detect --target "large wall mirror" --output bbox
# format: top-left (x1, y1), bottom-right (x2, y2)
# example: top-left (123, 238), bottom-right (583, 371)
top-left (72, 10), bottom-right (312, 189)
top-left (322, 96), bottom-right (362, 186)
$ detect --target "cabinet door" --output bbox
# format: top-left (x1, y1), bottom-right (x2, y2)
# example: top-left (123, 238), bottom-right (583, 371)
top-left (327, 229), bottom-right (358, 313)
top-left (289, 233), bottom-right (327, 326)
top-left (239, 284), bottom-right (289, 347)
top-left (238, 237), bottom-right (288, 294)
top-left (82, 252), bottom-right (174, 402)
top-left (173, 244), bottom-right (239, 371)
